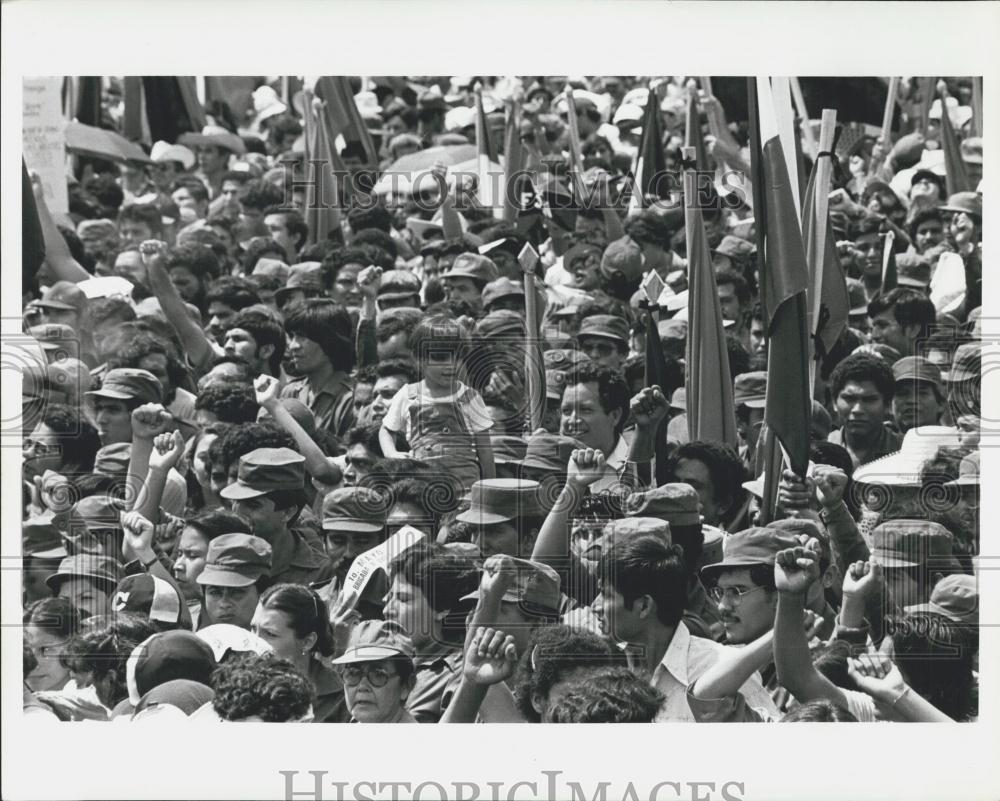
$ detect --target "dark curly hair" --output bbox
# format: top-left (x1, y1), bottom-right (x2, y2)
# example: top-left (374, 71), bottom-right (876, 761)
top-left (216, 422), bottom-right (294, 475)
top-left (829, 351), bottom-right (896, 403)
top-left (35, 403), bottom-right (101, 473)
top-left (195, 383), bottom-right (260, 424)
top-left (664, 440), bottom-right (747, 516)
top-left (546, 666), bottom-right (664, 723)
top-left (211, 653), bottom-right (314, 722)
top-left (512, 625), bottom-right (625, 722)
top-left (63, 614), bottom-right (158, 708)
top-left (105, 332), bottom-right (188, 405)
top-left (561, 361), bottom-right (631, 435)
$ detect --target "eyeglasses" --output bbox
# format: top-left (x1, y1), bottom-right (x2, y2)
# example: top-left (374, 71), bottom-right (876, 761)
top-left (708, 585), bottom-right (768, 607)
top-left (339, 664), bottom-right (396, 688)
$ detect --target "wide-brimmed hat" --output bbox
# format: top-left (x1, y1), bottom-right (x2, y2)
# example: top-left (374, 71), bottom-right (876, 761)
top-left (853, 426), bottom-right (962, 487)
top-left (178, 125), bottom-right (247, 155)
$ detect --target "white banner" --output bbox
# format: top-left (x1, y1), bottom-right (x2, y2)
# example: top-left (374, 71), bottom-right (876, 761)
top-left (339, 525), bottom-right (426, 608)
top-left (23, 77), bottom-right (68, 214)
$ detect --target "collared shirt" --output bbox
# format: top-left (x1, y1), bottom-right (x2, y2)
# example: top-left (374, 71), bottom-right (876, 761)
top-left (591, 433), bottom-right (636, 494)
top-left (828, 423), bottom-right (903, 469)
top-left (406, 643), bottom-right (464, 723)
top-left (280, 372), bottom-right (355, 439)
top-left (271, 530), bottom-right (333, 588)
top-left (650, 622), bottom-right (778, 722)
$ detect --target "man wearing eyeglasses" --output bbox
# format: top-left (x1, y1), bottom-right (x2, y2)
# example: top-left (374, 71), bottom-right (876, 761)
top-left (700, 527), bottom-right (801, 646)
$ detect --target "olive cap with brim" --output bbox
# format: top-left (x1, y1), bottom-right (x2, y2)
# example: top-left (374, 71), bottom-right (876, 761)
top-left (46, 554), bottom-right (123, 593)
top-left (321, 487), bottom-right (387, 533)
top-left (85, 368), bottom-right (163, 405)
top-left (196, 533), bottom-right (272, 587)
top-left (625, 484), bottom-right (701, 527)
top-left (219, 446), bottom-right (305, 500)
top-left (331, 620), bottom-right (415, 664)
top-left (904, 574), bottom-right (977, 624)
top-left (700, 527), bottom-right (799, 582)
top-left (870, 519), bottom-right (954, 569)
top-left (460, 555), bottom-right (562, 612)
top-left (518, 434), bottom-right (584, 474)
top-left (456, 479), bottom-right (545, 525)
top-left (732, 371), bottom-right (767, 408)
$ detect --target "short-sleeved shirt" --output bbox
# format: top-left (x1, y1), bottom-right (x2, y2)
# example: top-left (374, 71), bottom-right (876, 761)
top-left (280, 373), bottom-right (355, 439)
top-left (405, 644), bottom-right (464, 723)
top-left (651, 621), bottom-right (778, 722)
top-left (382, 381), bottom-right (493, 456)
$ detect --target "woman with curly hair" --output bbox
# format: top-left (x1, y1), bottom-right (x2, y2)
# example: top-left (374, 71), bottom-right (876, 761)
top-left (211, 653), bottom-right (314, 722)
top-left (251, 584), bottom-right (349, 722)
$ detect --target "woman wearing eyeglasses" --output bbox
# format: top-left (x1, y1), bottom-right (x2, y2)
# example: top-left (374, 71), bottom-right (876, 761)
top-left (332, 620), bottom-right (417, 723)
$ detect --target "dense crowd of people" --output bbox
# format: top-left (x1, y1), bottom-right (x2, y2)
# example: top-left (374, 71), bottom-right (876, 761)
top-left (21, 74), bottom-right (981, 724)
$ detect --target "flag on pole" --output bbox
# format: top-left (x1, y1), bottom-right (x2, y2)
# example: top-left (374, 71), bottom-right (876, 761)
top-left (142, 77), bottom-right (206, 143)
top-left (685, 91), bottom-right (710, 173)
top-left (301, 92), bottom-right (343, 246)
top-left (683, 158), bottom-right (738, 449)
top-left (748, 77), bottom-right (812, 480)
top-left (122, 77), bottom-right (145, 142)
top-left (502, 100), bottom-right (524, 222)
top-left (971, 77), bottom-right (983, 139)
top-left (474, 87), bottom-right (499, 211)
top-left (802, 136), bottom-right (849, 361)
top-left (937, 88), bottom-right (971, 196)
top-left (640, 278), bottom-right (674, 485)
top-left (629, 88), bottom-right (667, 213)
top-left (314, 76), bottom-right (379, 171)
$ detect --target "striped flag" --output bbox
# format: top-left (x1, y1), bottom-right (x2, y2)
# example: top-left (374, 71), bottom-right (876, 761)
top-left (629, 89), bottom-right (667, 213)
top-left (748, 77), bottom-right (811, 480)
top-left (314, 76), bottom-right (379, 171)
top-left (684, 163), bottom-right (738, 448)
top-left (301, 91), bottom-right (343, 245)
top-left (938, 90), bottom-right (971, 196)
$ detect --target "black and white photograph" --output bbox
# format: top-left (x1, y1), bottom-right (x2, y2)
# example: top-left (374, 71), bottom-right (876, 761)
top-left (2, 3), bottom-right (997, 800)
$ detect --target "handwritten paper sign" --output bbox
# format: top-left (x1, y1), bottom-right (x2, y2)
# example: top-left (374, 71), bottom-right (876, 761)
top-left (23, 77), bottom-right (68, 214)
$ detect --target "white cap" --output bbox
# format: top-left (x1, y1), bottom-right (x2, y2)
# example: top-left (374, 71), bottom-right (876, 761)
top-left (149, 141), bottom-right (195, 170)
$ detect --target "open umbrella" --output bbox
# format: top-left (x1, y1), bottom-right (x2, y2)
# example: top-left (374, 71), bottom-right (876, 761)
top-left (64, 121), bottom-right (151, 164)
top-left (374, 146), bottom-right (506, 197)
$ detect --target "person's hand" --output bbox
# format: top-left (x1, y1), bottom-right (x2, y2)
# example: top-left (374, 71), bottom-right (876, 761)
top-left (801, 609), bottom-right (825, 640)
top-left (148, 430), bottom-right (185, 472)
top-left (479, 554), bottom-right (519, 601)
top-left (812, 465), bottom-right (848, 510)
top-left (777, 469), bottom-right (813, 511)
top-left (485, 370), bottom-right (525, 410)
top-left (131, 403), bottom-right (175, 441)
top-left (630, 385), bottom-right (668, 430)
top-left (35, 470), bottom-right (75, 514)
top-left (463, 627), bottom-right (518, 686)
top-left (356, 265), bottom-right (382, 300)
top-left (566, 448), bottom-right (606, 490)
top-left (774, 540), bottom-right (821, 595)
top-left (330, 591), bottom-right (362, 659)
top-left (121, 510), bottom-right (155, 559)
top-left (847, 650), bottom-right (907, 703)
top-left (254, 374), bottom-right (282, 412)
top-left (842, 560), bottom-right (883, 600)
top-left (138, 240), bottom-right (169, 265)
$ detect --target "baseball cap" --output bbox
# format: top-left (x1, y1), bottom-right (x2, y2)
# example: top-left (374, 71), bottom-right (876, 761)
top-left (196, 533), bottom-right (272, 587)
top-left (93, 442), bottom-right (133, 477)
top-left (85, 368), bottom-right (163, 405)
top-left (321, 487), bottom-right (387, 533)
top-left (947, 342), bottom-right (981, 383)
top-left (700, 527), bottom-right (799, 582)
top-left (600, 236), bottom-right (644, 285)
top-left (905, 574), bottom-right (977, 624)
top-left (625, 483), bottom-right (701, 527)
top-left (482, 277), bottom-right (525, 310)
top-left (29, 324), bottom-right (78, 355)
top-left (126, 630), bottom-right (218, 706)
top-left (332, 619), bottom-right (416, 665)
top-left (460, 555), bottom-right (562, 613)
top-left (219, 447), bottom-right (306, 500)
top-left (34, 281), bottom-right (88, 313)
top-left (112, 574), bottom-right (192, 628)
top-left (733, 371), bottom-right (767, 408)
top-left (896, 254), bottom-right (931, 288)
top-left (602, 517), bottom-right (672, 543)
top-left (893, 356), bottom-right (942, 387)
top-left (46, 553), bottom-right (123, 593)
top-left (456, 479), bottom-right (546, 526)
top-left (577, 314), bottom-right (629, 348)
top-left (491, 434), bottom-right (528, 465)
top-left (441, 253), bottom-right (499, 285)
top-left (543, 348), bottom-right (590, 371)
